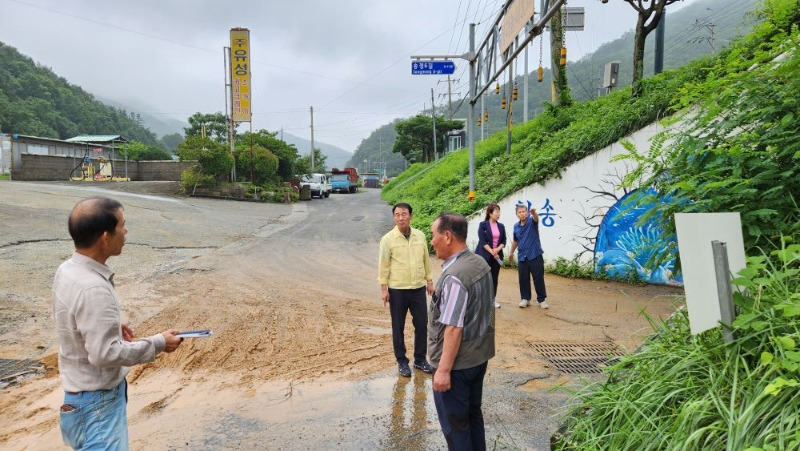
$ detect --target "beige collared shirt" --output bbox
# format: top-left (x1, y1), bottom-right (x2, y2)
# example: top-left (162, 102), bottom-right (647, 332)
top-left (52, 252), bottom-right (165, 392)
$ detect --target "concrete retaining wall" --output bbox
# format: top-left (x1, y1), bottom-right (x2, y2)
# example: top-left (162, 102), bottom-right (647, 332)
top-left (10, 154), bottom-right (196, 181)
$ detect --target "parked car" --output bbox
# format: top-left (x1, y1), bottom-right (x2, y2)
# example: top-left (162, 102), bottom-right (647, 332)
top-left (300, 173), bottom-right (330, 198)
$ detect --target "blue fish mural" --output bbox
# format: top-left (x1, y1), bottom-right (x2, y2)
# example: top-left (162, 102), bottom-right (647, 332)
top-left (594, 188), bottom-right (682, 285)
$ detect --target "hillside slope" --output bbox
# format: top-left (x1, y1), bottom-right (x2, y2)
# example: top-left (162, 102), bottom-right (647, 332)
top-left (0, 42), bottom-right (159, 146)
top-left (354, 0), bottom-right (758, 174)
top-left (382, 0), bottom-right (796, 255)
top-left (553, 0), bottom-right (800, 445)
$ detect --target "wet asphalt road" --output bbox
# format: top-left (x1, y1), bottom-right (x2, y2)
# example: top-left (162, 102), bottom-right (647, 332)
top-left (0, 181), bottom-right (594, 450)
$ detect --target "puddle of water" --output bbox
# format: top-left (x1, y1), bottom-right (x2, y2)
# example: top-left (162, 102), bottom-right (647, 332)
top-left (127, 371), bottom-right (441, 449)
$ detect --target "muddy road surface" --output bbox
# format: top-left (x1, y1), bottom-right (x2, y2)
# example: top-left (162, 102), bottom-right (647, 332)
top-left (0, 181), bottom-right (683, 450)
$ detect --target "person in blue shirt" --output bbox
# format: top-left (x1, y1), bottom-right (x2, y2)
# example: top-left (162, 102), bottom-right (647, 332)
top-left (508, 201), bottom-right (549, 309)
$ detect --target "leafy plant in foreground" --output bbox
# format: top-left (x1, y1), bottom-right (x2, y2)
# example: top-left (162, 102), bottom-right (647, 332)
top-left (554, 238), bottom-right (800, 450)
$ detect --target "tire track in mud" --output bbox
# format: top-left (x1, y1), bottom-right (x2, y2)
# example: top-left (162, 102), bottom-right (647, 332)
top-left (127, 192), bottom-right (396, 384)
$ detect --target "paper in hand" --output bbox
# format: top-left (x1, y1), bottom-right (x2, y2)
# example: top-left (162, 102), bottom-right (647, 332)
top-left (176, 329), bottom-right (213, 338)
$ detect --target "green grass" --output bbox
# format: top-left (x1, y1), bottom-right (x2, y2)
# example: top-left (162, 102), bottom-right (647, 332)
top-left (554, 239), bottom-right (800, 449)
top-left (382, 58), bottom-right (710, 240)
top-left (0, 174), bottom-right (9, 181)
top-left (384, 0), bottom-right (800, 289)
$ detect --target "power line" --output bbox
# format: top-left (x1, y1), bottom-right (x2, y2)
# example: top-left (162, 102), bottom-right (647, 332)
top-left (452, 0), bottom-right (476, 60)
top-left (447, 0), bottom-right (466, 55)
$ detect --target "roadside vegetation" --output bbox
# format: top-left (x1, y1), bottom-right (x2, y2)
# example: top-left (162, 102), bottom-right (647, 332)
top-left (384, 0), bottom-right (798, 252)
top-left (382, 38), bottom-right (706, 237)
top-left (554, 1), bottom-right (800, 446)
top-left (386, 0), bottom-right (799, 447)
top-left (175, 123), bottom-right (328, 203)
top-left (554, 238), bottom-right (800, 449)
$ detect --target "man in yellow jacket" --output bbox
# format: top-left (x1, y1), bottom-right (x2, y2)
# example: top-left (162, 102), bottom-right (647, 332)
top-left (378, 202), bottom-right (434, 377)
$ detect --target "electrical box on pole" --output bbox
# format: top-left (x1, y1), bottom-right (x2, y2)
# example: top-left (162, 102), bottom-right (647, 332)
top-left (545, 7), bottom-right (585, 31)
top-left (603, 61), bottom-right (620, 90)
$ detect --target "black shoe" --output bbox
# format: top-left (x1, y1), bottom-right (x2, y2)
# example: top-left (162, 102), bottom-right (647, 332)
top-left (398, 362), bottom-right (411, 377)
top-left (413, 361), bottom-right (434, 374)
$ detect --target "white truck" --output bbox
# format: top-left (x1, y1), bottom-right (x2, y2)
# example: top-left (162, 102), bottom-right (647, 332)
top-left (301, 173), bottom-right (331, 199)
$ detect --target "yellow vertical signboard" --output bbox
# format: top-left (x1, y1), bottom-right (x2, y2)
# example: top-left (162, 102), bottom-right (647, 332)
top-left (230, 28), bottom-right (251, 123)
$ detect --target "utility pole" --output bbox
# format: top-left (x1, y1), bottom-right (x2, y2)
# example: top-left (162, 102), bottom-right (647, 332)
top-left (379, 133), bottom-right (384, 179)
top-left (549, 6), bottom-right (568, 105)
top-left (431, 88), bottom-right (437, 161)
top-left (480, 93), bottom-right (485, 141)
top-left (690, 18), bottom-right (716, 51)
top-left (249, 122), bottom-right (254, 187)
top-left (446, 75), bottom-right (453, 118)
top-left (309, 106), bottom-right (315, 171)
top-left (654, 9), bottom-right (666, 74)
top-left (280, 127), bottom-right (284, 142)
top-left (465, 0), bottom-right (567, 199)
top-left (506, 58), bottom-right (513, 155)
top-left (437, 76), bottom-right (460, 118)
top-left (524, 26), bottom-right (530, 123)
top-left (468, 23), bottom-right (476, 201)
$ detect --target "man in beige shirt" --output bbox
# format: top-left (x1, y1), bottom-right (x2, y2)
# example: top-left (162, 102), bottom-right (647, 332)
top-left (378, 202), bottom-right (434, 377)
top-left (53, 196), bottom-right (183, 450)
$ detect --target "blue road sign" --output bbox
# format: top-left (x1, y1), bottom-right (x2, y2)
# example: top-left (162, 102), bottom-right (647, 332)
top-left (411, 61), bottom-right (456, 75)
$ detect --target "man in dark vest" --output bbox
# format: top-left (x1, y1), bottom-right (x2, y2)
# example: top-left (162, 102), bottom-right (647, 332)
top-left (428, 211), bottom-right (496, 450)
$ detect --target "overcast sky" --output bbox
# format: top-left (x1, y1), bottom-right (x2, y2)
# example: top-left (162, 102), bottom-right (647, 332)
top-left (1, 0), bottom-right (697, 152)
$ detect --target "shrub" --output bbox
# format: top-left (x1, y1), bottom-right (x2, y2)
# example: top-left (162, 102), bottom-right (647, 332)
top-left (554, 238), bottom-right (800, 450)
top-left (180, 169), bottom-right (215, 191)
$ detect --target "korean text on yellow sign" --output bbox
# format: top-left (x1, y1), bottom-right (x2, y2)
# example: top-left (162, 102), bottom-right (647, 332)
top-left (230, 28), bottom-right (251, 122)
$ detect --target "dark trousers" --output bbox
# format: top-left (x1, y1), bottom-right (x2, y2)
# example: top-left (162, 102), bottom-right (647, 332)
top-left (388, 287), bottom-right (427, 364)
top-left (433, 362), bottom-right (488, 450)
top-left (487, 257), bottom-right (501, 299)
top-left (518, 255), bottom-right (547, 302)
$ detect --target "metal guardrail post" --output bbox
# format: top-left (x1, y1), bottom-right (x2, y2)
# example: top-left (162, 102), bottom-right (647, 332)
top-left (712, 240), bottom-right (736, 344)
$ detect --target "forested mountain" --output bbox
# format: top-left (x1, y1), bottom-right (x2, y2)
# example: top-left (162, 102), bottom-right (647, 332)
top-left (460, 0), bottom-right (758, 132)
top-left (347, 120), bottom-right (407, 176)
top-left (97, 94), bottom-right (187, 138)
top-left (353, 0), bottom-right (757, 175)
top-left (0, 42), bottom-right (159, 146)
top-left (280, 132), bottom-right (353, 170)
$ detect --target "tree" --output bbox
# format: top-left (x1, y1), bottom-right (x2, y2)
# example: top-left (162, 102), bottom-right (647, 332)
top-left (120, 141), bottom-right (172, 161)
top-left (392, 115), bottom-right (464, 163)
top-left (184, 112), bottom-right (229, 143)
top-left (549, 7), bottom-right (573, 106)
top-left (159, 133), bottom-right (184, 150)
top-left (176, 135), bottom-right (233, 181)
top-left (296, 148), bottom-right (328, 175)
top-left (619, 0), bottom-right (682, 96)
top-left (348, 121), bottom-right (407, 177)
top-left (137, 146), bottom-right (172, 161)
top-left (236, 130), bottom-right (302, 181)
top-left (234, 144), bottom-right (279, 185)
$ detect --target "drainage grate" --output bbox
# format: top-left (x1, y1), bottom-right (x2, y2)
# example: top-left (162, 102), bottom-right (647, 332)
top-left (0, 358), bottom-right (45, 386)
top-left (529, 342), bottom-right (623, 374)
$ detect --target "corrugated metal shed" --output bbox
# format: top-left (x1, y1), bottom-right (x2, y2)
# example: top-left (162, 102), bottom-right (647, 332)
top-left (66, 135), bottom-right (130, 144)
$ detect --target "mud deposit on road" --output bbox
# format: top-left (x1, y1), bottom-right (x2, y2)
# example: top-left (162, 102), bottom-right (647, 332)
top-left (0, 181), bottom-right (684, 449)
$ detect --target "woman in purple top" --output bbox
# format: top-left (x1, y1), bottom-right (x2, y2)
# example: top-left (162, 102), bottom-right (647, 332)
top-left (474, 203), bottom-right (507, 308)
